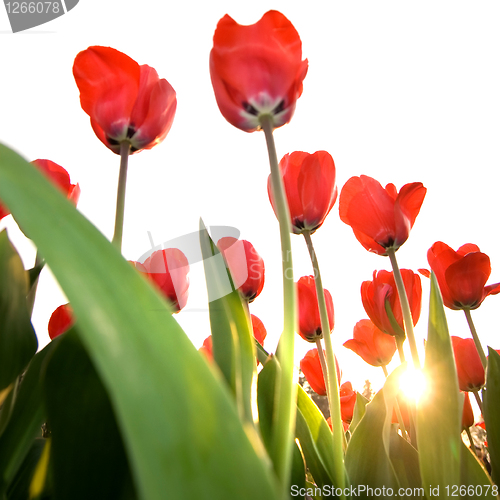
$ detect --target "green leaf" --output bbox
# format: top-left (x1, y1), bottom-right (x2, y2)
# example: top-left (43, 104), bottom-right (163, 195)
top-left (388, 431), bottom-right (421, 491)
top-left (0, 340), bottom-right (58, 495)
top-left (0, 143), bottom-right (278, 500)
top-left (295, 385), bottom-right (337, 488)
top-left (44, 330), bottom-right (136, 500)
top-left (199, 220), bottom-right (256, 424)
top-left (345, 366), bottom-right (402, 495)
top-left (349, 392), bottom-right (369, 435)
top-left (483, 347), bottom-right (500, 486)
top-left (416, 273), bottom-right (461, 495)
top-left (459, 441), bottom-right (496, 498)
top-left (0, 230), bottom-right (37, 391)
top-left (5, 438), bottom-right (48, 500)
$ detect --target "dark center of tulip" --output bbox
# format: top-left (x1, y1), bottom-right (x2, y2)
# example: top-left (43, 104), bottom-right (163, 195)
top-left (242, 99), bottom-right (285, 117)
top-left (243, 102), bottom-right (259, 116)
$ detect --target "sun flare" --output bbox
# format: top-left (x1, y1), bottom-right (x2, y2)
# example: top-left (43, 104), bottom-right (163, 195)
top-left (399, 369), bottom-right (427, 404)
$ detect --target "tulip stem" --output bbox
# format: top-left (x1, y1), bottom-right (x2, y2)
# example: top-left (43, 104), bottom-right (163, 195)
top-left (387, 249), bottom-right (421, 370)
top-left (304, 230), bottom-right (347, 495)
top-left (315, 338), bottom-right (330, 397)
top-left (26, 250), bottom-right (45, 316)
top-left (260, 114), bottom-right (297, 491)
top-left (396, 337), bottom-right (406, 364)
top-left (472, 389), bottom-right (484, 415)
top-left (111, 141), bottom-right (131, 252)
top-left (463, 309), bottom-right (487, 370)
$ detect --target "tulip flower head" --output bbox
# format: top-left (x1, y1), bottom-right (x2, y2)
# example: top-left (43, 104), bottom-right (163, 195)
top-left (217, 237), bottom-right (265, 303)
top-left (209, 10), bottom-right (308, 132)
top-left (340, 382), bottom-right (357, 423)
top-left (343, 319), bottom-right (397, 367)
top-left (199, 336), bottom-right (213, 361)
top-left (300, 348), bottom-right (341, 396)
top-left (297, 275), bottom-right (334, 342)
top-left (339, 175), bottom-right (426, 256)
top-left (451, 336), bottom-right (485, 392)
top-left (0, 159), bottom-right (80, 221)
top-left (424, 242), bottom-right (500, 310)
top-left (73, 46), bottom-right (176, 154)
top-left (268, 151), bottom-right (337, 235)
top-left (133, 248), bottom-right (189, 313)
top-left (48, 303), bottom-right (74, 340)
top-left (251, 314), bottom-right (267, 345)
top-left (361, 269), bottom-right (421, 338)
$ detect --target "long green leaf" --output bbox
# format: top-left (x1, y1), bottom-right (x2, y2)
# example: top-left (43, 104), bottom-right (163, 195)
top-left (417, 273), bottom-right (461, 495)
top-left (0, 230), bottom-right (37, 392)
top-left (0, 144), bottom-right (278, 500)
top-left (0, 340), bottom-right (58, 495)
top-left (44, 330), bottom-right (136, 500)
top-left (484, 348), bottom-right (500, 486)
top-left (199, 220), bottom-right (256, 424)
top-left (345, 366), bottom-right (402, 496)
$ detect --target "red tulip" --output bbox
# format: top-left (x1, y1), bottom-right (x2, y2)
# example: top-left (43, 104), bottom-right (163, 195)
top-left (209, 10), bottom-right (308, 132)
top-left (462, 392), bottom-right (474, 429)
top-left (251, 314), bottom-right (267, 345)
top-left (133, 248), bottom-right (189, 313)
top-left (48, 303), bottom-right (74, 340)
top-left (0, 159), bottom-right (80, 221)
top-left (217, 237), bottom-right (265, 302)
top-left (361, 269), bottom-right (421, 337)
top-left (297, 275), bottom-right (334, 342)
top-left (300, 348), bottom-right (341, 396)
top-left (451, 336), bottom-right (485, 391)
top-left (268, 151), bottom-right (337, 235)
top-left (343, 319), bottom-right (397, 367)
top-left (339, 175), bottom-right (426, 255)
top-left (199, 335), bottom-right (213, 361)
top-left (73, 46), bottom-right (176, 154)
top-left (340, 381), bottom-right (357, 423)
top-left (424, 242), bottom-right (500, 310)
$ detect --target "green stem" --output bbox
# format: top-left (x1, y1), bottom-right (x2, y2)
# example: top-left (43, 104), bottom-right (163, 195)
top-left (472, 389), bottom-right (484, 415)
top-left (463, 309), bottom-right (487, 370)
top-left (304, 230), bottom-right (347, 496)
top-left (26, 250), bottom-right (44, 316)
top-left (387, 248), bottom-right (421, 370)
top-left (111, 141), bottom-right (131, 252)
top-left (315, 338), bottom-right (330, 399)
top-left (465, 426), bottom-right (478, 457)
top-left (260, 114), bottom-right (297, 492)
top-left (396, 337), bottom-right (406, 364)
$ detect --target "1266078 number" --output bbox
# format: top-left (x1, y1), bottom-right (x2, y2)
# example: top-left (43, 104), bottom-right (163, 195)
top-left (5, 2), bottom-right (61, 14)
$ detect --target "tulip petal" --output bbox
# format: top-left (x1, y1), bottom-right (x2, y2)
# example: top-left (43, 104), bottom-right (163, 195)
top-left (73, 46), bottom-right (140, 140)
top-left (445, 252), bottom-right (490, 308)
top-left (130, 66), bottom-right (177, 151)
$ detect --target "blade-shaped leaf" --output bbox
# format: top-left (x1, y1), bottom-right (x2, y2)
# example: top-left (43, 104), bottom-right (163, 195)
top-left (345, 366), bottom-right (402, 495)
top-left (417, 273), bottom-right (461, 495)
top-left (199, 219), bottom-right (256, 424)
top-left (0, 339), bottom-right (58, 495)
top-left (44, 330), bottom-right (136, 500)
top-left (0, 230), bottom-right (37, 391)
top-left (295, 385), bottom-right (337, 489)
top-left (0, 144), bottom-right (278, 500)
top-left (483, 347), bottom-right (500, 486)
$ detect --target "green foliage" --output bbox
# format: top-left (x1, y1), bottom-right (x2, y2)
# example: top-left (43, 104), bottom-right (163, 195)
top-left (0, 144), bottom-right (278, 500)
top-left (484, 348), bottom-right (500, 486)
top-left (417, 273), bottom-right (461, 495)
top-left (0, 230), bottom-right (37, 392)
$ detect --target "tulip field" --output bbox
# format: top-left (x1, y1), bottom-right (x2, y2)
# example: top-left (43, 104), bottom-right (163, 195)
top-left (1, 4), bottom-right (500, 500)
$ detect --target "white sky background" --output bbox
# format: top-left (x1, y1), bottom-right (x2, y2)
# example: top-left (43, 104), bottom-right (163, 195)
top-left (1, 0), bottom-right (500, 396)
